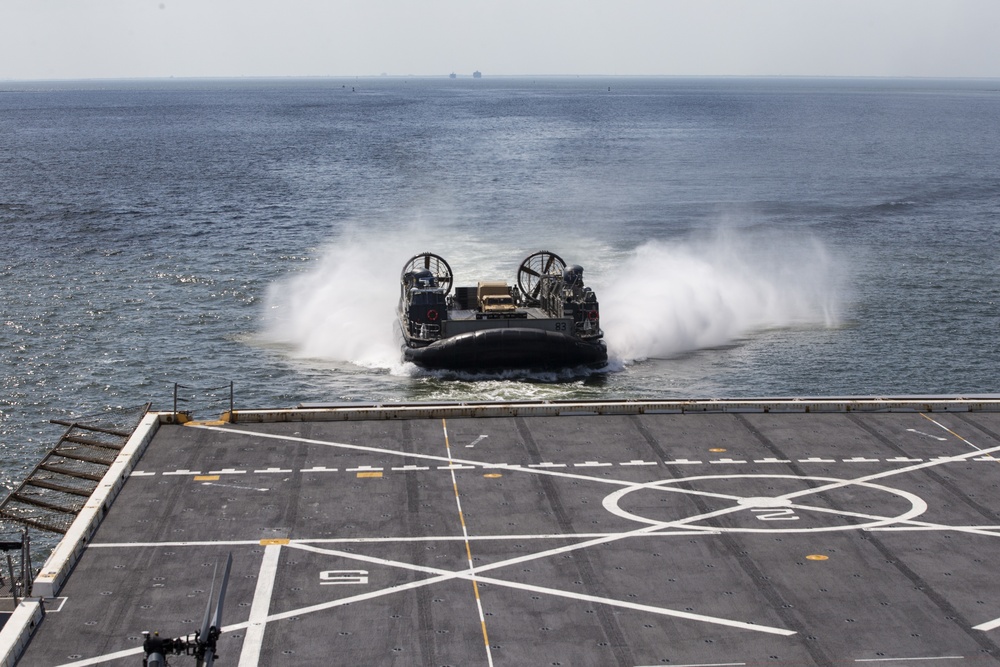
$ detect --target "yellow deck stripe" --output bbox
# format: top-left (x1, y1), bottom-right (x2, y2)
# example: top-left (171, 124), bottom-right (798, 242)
top-left (442, 418), bottom-right (493, 660)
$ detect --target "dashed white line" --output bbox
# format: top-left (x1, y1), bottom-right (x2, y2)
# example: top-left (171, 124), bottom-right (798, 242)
top-left (130, 456), bottom-right (999, 478)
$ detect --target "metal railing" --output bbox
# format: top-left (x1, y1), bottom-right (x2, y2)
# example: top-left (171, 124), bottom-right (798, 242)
top-left (172, 380), bottom-right (234, 419)
top-left (0, 530), bottom-right (33, 603)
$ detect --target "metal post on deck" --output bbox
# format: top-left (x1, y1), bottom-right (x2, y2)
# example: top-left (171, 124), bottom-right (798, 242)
top-left (230, 380), bottom-right (234, 415)
top-left (22, 530), bottom-right (31, 598)
top-left (6, 553), bottom-right (16, 602)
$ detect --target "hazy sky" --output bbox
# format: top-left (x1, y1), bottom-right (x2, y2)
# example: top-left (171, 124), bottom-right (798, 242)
top-left (3, 0), bottom-right (999, 80)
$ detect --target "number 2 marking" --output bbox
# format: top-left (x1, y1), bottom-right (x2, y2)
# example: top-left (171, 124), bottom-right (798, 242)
top-left (320, 570), bottom-right (369, 585)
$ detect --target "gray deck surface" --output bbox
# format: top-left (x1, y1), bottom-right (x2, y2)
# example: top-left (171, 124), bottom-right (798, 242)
top-left (18, 410), bottom-right (1000, 666)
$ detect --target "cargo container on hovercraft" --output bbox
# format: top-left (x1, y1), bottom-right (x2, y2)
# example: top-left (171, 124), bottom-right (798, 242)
top-left (397, 251), bottom-right (608, 371)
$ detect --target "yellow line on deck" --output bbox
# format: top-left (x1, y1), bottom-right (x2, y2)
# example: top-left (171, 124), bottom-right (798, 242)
top-left (442, 418), bottom-right (494, 665)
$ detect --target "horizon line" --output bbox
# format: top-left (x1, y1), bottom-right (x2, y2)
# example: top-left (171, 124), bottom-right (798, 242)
top-left (5, 73), bottom-right (1000, 84)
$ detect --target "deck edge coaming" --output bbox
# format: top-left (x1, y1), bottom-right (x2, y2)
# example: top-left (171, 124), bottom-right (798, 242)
top-left (232, 396), bottom-right (1000, 423)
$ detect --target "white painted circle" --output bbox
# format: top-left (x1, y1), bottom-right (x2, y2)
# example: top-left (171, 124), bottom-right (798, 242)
top-left (602, 474), bottom-right (927, 534)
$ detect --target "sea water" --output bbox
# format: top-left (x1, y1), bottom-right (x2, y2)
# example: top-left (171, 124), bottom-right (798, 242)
top-left (2, 76), bottom-right (999, 513)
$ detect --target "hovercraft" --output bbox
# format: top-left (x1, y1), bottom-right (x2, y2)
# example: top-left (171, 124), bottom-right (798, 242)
top-left (397, 250), bottom-right (607, 371)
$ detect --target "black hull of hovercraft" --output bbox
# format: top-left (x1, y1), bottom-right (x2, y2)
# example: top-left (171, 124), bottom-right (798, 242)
top-left (403, 327), bottom-right (607, 371)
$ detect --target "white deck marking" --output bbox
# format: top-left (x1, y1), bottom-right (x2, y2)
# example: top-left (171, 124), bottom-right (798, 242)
top-left (123, 457), bottom-right (1000, 478)
top-left (184, 422), bottom-right (1000, 512)
top-left (56, 647), bottom-right (144, 666)
top-left (778, 436), bottom-right (1000, 504)
top-left (604, 474), bottom-right (927, 535)
top-left (466, 434), bottom-right (488, 448)
top-left (89, 530), bottom-right (715, 549)
top-left (238, 543), bottom-right (282, 667)
top-left (287, 540), bottom-right (793, 635)
top-left (869, 524), bottom-right (1000, 537)
top-left (855, 657), bottom-right (963, 662)
top-left (907, 427), bottom-right (949, 442)
top-left (201, 481), bottom-right (270, 492)
top-left (208, 468), bottom-right (246, 474)
top-left (973, 615), bottom-right (1000, 631)
top-left (921, 414), bottom-right (979, 449)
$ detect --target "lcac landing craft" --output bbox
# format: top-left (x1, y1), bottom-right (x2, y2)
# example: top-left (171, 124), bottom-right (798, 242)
top-left (397, 250), bottom-right (608, 371)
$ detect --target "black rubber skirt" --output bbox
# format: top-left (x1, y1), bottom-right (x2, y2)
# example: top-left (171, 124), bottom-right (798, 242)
top-left (403, 328), bottom-right (607, 371)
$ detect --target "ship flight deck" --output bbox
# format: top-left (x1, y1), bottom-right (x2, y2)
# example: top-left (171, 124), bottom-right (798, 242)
top-left (7, 398), bottom-right (1000, 666)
